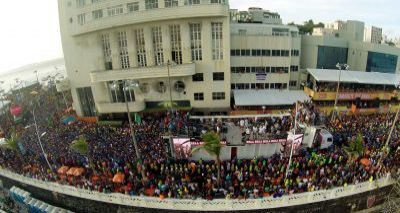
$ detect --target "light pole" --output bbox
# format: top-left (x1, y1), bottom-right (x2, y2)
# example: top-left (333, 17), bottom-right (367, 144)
top-left (118, 80), bottom-right (146, 179)
top-left (26, 108), bottom-right (52, 171)
top-left (285, 101), bottom-right (298, 179)
top-left (331, 63), bottom-right (349, 122)
top-left (167, 60), bottom-right (174, 112)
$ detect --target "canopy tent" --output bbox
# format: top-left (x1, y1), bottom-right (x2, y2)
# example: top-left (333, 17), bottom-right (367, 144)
top-left (234, 90), bottom-right (310, 106)
top-left (307, 69), bottom-right (400, 86)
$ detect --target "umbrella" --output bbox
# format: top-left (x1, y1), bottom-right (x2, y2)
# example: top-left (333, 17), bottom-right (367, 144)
top-left (360, 158), bottom-right (371, 166)
top-left (73, 167), bottom-right (85, 177)
top-left (57, 166), bottom-right (69, 175)
top-left (112, 172), bottom-right (125, 183)
top-left (66, 167), bottom-right (76, 176)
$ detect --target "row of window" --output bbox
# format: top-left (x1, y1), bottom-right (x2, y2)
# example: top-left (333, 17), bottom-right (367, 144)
top-left (192, 73), bottom-right (224, 82)
top-left (101, 23), bottom-right (223, 70)
top-left (231, 66), bottom-right (299, 74)
top-left (230, 49), bottom-right (300, 57)
top-left (77, 0), bottom-right (226, 23)
top-left (231, 83), bottom-right (288, 90)
top-left (77, 0), bottom-right (226, 7)
top-left (194, 92), bottom-right (226, 101)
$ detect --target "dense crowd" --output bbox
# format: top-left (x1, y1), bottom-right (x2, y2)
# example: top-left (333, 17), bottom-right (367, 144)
top-left (0, 88), bottom-right (399, 200)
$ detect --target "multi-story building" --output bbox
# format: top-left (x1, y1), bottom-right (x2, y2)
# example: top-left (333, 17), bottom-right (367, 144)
top-left (303, 20), bottom-right (400, 73)
top-left (364, 26), bottom-right (383, 44)
top-left (230, 7), bottom-right (282, 25)
top-left (58, 0), bottom-right (231, 117)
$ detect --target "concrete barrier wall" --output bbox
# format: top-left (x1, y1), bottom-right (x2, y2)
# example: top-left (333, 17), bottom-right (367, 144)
top-left (0, 169), bottom-right (395, 213)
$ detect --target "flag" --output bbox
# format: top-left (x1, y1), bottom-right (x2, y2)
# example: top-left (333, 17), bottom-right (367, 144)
top-left (134, 113), bottom-right (142, 124)
top-left (351, 104), bottom-right (357, 113)
top-left (256, 73), bottom-right (267, 81)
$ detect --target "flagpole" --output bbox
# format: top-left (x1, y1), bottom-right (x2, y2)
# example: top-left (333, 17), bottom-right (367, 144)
top-left (285, 101), bottom-right (298, 179)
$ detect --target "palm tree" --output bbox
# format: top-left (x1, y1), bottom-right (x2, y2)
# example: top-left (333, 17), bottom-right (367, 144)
top-left (1, 132), bottom-right (19, 151)
top-left (343, 133), bottom-right (364, 160)
top-left (192, 132), bottom-right (223, 185)
top-left (70, 136), bottom-right (89, 156)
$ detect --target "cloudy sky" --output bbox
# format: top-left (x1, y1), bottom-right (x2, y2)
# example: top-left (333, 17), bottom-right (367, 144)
top-left (0, 0), bottom-right (398, 74)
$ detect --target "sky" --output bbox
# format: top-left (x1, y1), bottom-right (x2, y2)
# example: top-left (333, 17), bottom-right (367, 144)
top-left (0, 0), bottom-right (398, 74)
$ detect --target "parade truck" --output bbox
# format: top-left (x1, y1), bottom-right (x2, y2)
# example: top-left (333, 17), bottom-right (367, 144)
top-left (300, 125), bottom-right (333, 149)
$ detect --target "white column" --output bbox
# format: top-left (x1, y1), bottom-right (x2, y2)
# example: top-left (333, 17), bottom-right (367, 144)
top-left (181, 23), bottom-right (191, 64)
top-left (109, 31), bottom-right (120, 70)
top-left (144, 27), bottom-right (155, 66)
top-left (162, 25), bottom-right (172, 63)
top-left (127, 29), bottom-right (138, 67)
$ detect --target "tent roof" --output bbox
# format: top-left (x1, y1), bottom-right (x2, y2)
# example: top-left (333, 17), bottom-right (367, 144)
top-left (307, 69), bottom-right (399, 86)
top-left (234, 90), bottom-right (310, 106)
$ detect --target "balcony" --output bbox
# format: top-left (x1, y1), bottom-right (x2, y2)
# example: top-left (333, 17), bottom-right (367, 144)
top-left (71, 3), bottom-right (228, 36)
top-left (90, 63), bottom-right (195, 83)
top-left (304, 87), bottom-right (394, 101)
top-left (96, 101), bottom-right (146, 113)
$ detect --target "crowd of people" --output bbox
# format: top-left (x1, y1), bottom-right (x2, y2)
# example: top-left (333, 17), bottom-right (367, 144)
top-left (0, 87), bottom-right (399, 201)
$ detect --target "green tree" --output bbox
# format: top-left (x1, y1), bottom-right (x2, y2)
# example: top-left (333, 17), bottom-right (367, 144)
top-left (343, 134), bottom-right (364, 160)
top-left (192, 132), bottom-right (223, 185)
top-left (70, 136), bottom-right (89, 155)
top-left (1, 132), bottom-right (19, 151)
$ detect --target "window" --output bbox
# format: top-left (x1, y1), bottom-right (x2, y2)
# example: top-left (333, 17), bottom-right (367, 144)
top-left (165, 0), bottom-right (178, 7)
top-left (174, 81), bottom-right (185, 92)
top-left (211, 0), bottom-right (225, 3)
top-left (291, 50), bottom-right (300, 56)
top-left (281, 50), bottom-right (289, 57)
top-left (282, 83), bottom-right (288, 89)
top-left (194, 93), bottom-right (204, 101)
top-left (76, 0), bottom-right (86, 7)
top-left (264, 83), bottom-right (269, 89)
top-left (192, 73), bottom-right (203, 82)
top-left (289, 81), bottom-right (297, 87)
top-left (108, 81), bottom-right (135, 103)
top-left (145, 0), bottom-right (158, 9)
top-left (367, 51), bottom-right (398, 73)
top-left (190, 23), bottom-right (202, 61)
top-left (91, 0), bottom-right (105, 3)
top-left (290, 66), bottom-right (299, 72)
top-left (255, 83), bottom-right (265, 89)
top-left (211, 22), bottom-right (223, 60)
top-left (152, 27), bottom-right (164, 65)
top-left (127, 2), bottom-right (139, 12)
top-left (77, 87), bottom-right (96, 117)
top-left (77, 13), bottom-right (86, 25)
top-left (184, 0), bottom-right (200, 5)
top-left (107, 5), bottom-right (124, 16)
top-left (272, 49), bottom-right (280, 57)
top-left (118, 31), bottom-right (130, 69)
top-left (92, 9), bottom-right (103, 19)
top-left (213, 72), bottom-right (224, 81)
top-left (212, 92), bottom-right (225, 100)
top-left (262, 50), bottom-right (271, 56)
top-left (170, 25), bottom-right (182, 64)
top-left (101, 34), bottom-right (112, 70)
top-left (135, 29), bottom-right (147, 67)
top-left (317, 46), bottom-right (348, 69)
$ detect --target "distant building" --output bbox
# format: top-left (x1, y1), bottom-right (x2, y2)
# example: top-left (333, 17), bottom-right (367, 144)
top-left (230, 7), bottom-right (282, 25)
top-left (304, 20), bottom-right (400, 74)
top-left (364, 26), bottom-right (383, 44)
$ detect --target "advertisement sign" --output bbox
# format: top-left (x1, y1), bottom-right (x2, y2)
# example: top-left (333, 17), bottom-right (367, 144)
top-left (283, 134), bottom-right (303, 157)
top-left (312, 92), bottom-right (393, 101)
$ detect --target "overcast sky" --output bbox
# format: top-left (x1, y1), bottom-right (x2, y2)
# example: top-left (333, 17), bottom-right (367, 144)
top-left (0, 0), bottom-right (398, 74)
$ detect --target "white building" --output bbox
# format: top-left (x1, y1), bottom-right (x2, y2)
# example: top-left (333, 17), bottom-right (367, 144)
top-left (364, 26), bottom-right (383, 44)
top-left (58, 0), bottom-right (231, 116)
top-left (303, 20), bottom-right (400, 74)
top-left (58, 0), bottom-right (306, 117)
top-left (230, 7), bottom-right (282, 25)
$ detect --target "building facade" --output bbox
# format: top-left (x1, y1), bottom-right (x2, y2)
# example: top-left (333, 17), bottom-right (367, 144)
top-left (364, 26), bottom-right (383, 44)
top-left (303, 20), bottom-right (400, 74)
top-left (59, 0), bottom-right (231, 116)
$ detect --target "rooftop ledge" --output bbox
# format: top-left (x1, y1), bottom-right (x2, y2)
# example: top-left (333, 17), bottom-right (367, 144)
top-left (71, 4), bottom-right (229, 36)
top-left (90, 63), bottom-right (195, 82)
top-left (0, 169), bottom-right (394, 211)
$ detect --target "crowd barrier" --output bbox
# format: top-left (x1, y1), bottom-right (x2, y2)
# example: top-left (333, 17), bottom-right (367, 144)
top-left (0, 169), bottom-right (395, 211)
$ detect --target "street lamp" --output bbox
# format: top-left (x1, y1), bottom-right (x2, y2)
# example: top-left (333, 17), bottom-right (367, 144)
top-left (117, 80), bottom-right (146, 179)
top-left (167, 60), bottom-right (174, 113)
top-left (25, 108), bottom-right (52, 171)
top-left (331, 63), bottom-right (349, 122)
